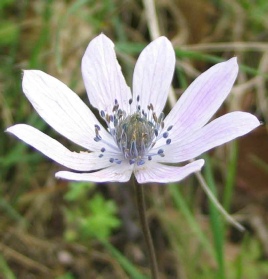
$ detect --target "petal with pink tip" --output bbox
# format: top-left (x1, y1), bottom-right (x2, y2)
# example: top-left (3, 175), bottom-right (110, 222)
top-left (134, 159), bottom-right (204, 183)
top-left (156, 112), bottom-right (260, 163)
top-left (6, 124), bottom-right (115, 171)
top-left (132, 36), bottom-right (175, 115)
top-left (82, 34), bottom-right (132, 115)
top-left (56, 162), bottom-right (133, 182)
top-left (164, 58), bottom-right (239, 143)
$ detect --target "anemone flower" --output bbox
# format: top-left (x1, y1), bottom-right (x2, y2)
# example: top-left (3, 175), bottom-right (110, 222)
top-left (6, 34), bottom-right (260, 184)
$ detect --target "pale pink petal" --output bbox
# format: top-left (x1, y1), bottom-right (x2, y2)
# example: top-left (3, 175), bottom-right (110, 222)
top-left (82, 34), bottom-right (132, 115)
top-left (134, 160), bottom-right (204, 183)
top-left (132, 37), bottom-right (175, 115)
top-left (56, 162), bottom-right (133, 182)
top-left (156, 112), bottom-right (260, 163)
top-left (22, 70), bottom-right (116, 151)
top-left (164, 58), bottom-right (238, 143)
top-left (6, 124), bottom-right (115, 171)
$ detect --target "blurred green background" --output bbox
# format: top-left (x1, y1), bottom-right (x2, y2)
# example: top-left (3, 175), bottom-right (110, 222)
top-left (1, 0), bottom-right (268, 278)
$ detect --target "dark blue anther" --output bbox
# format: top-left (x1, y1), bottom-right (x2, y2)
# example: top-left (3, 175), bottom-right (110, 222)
top-left (167, 125), bottom-right (173, 131)
top-left (163, 132), bottom-right (169, 138)
top-left (137, 159), bottom-right (145, 166)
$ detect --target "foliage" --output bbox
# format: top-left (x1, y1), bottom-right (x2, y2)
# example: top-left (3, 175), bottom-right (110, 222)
top-left (64, 182), bottom-right (121, 242)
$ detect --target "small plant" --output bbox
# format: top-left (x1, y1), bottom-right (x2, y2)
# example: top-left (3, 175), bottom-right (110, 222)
top-left (63, 182), bottom-right (121, 242)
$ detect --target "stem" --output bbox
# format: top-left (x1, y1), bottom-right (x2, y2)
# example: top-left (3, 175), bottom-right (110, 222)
top-left (195, 171), bottom-right (245, 231)
top-left (133, 178), bottom-right (159, 279)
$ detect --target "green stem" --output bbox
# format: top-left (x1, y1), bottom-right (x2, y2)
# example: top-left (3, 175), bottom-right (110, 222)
top-left (133, 178), bottom-right (159, 279)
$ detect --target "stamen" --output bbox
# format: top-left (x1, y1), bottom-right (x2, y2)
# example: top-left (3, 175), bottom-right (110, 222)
top-left (114, 118), bottom-right (118, 127)
top-left (130, 140), bottom-right (138, 158)
top-left (167, 125), bottom-right (173, 131)
top-left (163, 132), bottom-right (169, 138)
top-left (106, 114), bottom-right (111, 123)
top-left (158, 112), bottom-right (165, 122)
top-left (153, 112), bottom-right (157, 122)
top-left (99, 154), bottom-right (103, 158)
top-left (118, 109), bottom-right (123, 119)
top-left (166, 139), bottom-right (171, 145)
top-left (100, 110), bottom-right (105, 118)
top-left (137, 159), bottom-right (145, 166)
top-left (101, 147), bottom-right (105, 152)
top-left (94, 136), bottom-right (101, 142)
top-left (113, 105), bottom-right (119, 112)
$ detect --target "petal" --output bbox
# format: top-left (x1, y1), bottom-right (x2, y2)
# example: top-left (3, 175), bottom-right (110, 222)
top-left (82, 34), bottom-right (132, 115)
top-left (134, 160), bottom-right (204, 184)
top-left (164, 57), bottom-right (238, 142)
top-left (6, 124), bottom-right (114, 171)
top-left (156, 112), bottom-right (260, 163)
top-left (22, 70), bottom-right (116, 151)
top-left (132, 36), bottom-right (175, 115)
top-left (56, 163), bottom-right (133, 182)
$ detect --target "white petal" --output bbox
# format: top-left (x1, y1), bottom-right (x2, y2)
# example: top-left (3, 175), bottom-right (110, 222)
top-left (164, 58), bottom-right (238, 142)
top-left (156, 112), bottom-right (260, 163)
top-left (6, 124), bottom-right (114, 171)
top-left (134, 160), bottom-right (204, 184)
top-left (82, 34), bottom-right (132, 115)
top-left (22, 70), bottom-right (116, 151)
top-left (56, 162), bottom-right (133, 182)
top-left (133, 37), bottom-right (175, 115)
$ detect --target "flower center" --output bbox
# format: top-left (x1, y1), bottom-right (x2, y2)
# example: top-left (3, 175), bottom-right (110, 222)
top-left (115, 112), bottom-right (155, 165)
top-left (94, 98), bottom-right (173, 166)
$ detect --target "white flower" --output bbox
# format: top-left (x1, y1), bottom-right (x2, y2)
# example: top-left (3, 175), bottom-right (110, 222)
top-left (6, 34), bottom-right (260, 183)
